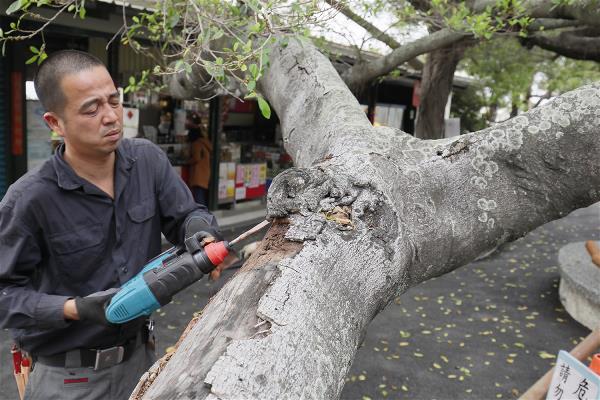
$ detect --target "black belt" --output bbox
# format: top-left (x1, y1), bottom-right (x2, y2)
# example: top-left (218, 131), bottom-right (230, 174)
top-left (36, 333), bottom-right (143, 370)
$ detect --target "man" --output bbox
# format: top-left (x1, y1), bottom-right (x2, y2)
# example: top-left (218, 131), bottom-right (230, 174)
top-left (0, 50), bottom-right (222, 399)
top-left (187, 112), bottom-right (212, 206)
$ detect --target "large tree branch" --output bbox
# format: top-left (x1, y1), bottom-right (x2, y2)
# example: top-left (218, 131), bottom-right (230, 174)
top-left (523, 28), bottom-right (600, 61)
top-left (341, 28), bottom-right (468, 90)
top-left (258, 37), bottom-right (374, 168)
top-left (133, 37), bottom-right (600, 399)
top-left (473, 0), bottom-right (600, 27)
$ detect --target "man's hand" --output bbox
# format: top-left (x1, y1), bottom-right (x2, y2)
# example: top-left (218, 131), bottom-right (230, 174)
top-left (184, 216), bottom-right (222, 241)
top-left (188, 230), bottom-right (234, 280)
top-left (73, 288), bottom-right (119, 326)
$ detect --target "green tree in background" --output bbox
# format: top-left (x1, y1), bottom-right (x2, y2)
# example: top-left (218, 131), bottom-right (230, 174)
top-left (453, 37), bottom-right (600, 131)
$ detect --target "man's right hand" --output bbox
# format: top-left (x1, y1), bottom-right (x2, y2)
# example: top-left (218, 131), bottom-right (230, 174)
top-left (72, 288), bottom-right (119, 326)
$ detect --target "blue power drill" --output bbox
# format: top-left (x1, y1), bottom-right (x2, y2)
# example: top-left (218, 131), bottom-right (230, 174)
top-left (104, 220), bottom-right (270, 324)
top-left (105, 232), bottom-right (231, 324)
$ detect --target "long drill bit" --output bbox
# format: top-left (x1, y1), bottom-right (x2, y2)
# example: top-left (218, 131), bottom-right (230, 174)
top-left (230, 220), bottom-right (270, 245)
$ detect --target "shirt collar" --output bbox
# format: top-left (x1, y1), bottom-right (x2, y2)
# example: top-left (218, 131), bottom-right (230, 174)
top-left (52, 143), bottom-right (83, 190)
top-left (52, 140), bottom-right (137, 191)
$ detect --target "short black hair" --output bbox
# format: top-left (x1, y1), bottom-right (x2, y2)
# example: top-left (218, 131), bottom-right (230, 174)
top-left (34, 50), bottom-right (106, 114)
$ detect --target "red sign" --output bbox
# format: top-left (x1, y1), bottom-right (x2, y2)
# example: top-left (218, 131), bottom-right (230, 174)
top-left (11, 72), bottom-right (24, 156)
top-left (412, 80), bottom-right (421, 108)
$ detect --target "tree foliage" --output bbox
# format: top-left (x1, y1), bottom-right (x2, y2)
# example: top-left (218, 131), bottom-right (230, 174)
top-left (455, 36), bottom-right (600, 128)
top-left (2, 0), bottom-right (600, 125)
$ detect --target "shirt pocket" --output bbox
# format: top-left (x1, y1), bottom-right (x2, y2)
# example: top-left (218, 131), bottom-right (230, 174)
top-left (127, 198), bottom-right (156, 224)
top-left (49, 224), bottom-right (105, 282)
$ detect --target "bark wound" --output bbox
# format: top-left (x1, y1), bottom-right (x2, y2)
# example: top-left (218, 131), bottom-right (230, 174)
top-left (242, 220), bottom-right (304, 271)
top-left (130, 220), bottom-right (302, 400)
top-left (131, 314), bottom-right (202, 399)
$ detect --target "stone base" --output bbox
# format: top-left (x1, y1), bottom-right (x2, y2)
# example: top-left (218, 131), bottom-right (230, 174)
top-left (558, 241), bottom-right (600, 330)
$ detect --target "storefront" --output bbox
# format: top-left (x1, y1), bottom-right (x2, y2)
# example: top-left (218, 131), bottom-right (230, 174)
top-left (128, 92), bottom-right (291, 211)
top-left (0, 7), bottom-right (465, 204)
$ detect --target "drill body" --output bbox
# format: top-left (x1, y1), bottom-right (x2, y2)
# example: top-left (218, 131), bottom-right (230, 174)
top-left (105, 234), bottom-right (230, 324)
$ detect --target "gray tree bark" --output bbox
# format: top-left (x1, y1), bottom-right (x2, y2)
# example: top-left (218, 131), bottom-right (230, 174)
top-left (131, 37), bottom-right (600, 400)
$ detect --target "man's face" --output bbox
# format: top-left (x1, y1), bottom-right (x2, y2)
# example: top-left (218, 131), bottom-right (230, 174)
top-left (45, 66), bottom-right (123, 159)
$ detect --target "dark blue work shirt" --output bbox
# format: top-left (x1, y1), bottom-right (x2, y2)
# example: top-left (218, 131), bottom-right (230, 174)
top-left (0, 138), bottom-right (220, 356)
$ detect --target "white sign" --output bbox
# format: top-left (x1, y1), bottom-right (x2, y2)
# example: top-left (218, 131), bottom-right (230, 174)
top-left (547, 351), bottom-right (600, 400)
top-left (123, 107), bottom-right (139, 138)
top-left (235, 187), bottom-right (246, 200)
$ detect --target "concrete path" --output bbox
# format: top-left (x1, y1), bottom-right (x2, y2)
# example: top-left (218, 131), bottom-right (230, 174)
top-left (0, 203), bottom-right (598, 399)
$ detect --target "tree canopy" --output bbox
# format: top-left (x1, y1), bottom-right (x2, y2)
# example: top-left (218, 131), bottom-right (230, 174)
top-left (3, 0), bottom-right (600, 134)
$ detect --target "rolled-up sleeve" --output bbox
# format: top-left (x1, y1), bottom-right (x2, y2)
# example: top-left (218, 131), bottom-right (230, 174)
top-left (0, 211), bottom-right (70, 330)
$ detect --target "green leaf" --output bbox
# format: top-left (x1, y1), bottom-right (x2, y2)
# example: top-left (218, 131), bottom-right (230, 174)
top-left (79, 6), bottom-right (86, 19)
top-left (257, 95), bottom-right (271, 119)
top-left (67, 4), bottom-right (75, 12)
top-left (25, 54), bottom-right (38, 64)
top-left (213, 29), bottom-right (224, 40)
top-left (168, 14), bottom-right (180, 28)
top-left (129, 76), bottom-right (136, 85)
top-left (249, 63), bottom-right (259, 78)
top-left (29, 45), bottom-right (39, 54)
top-left (38, 52), bottom-right (47, 64)
top-left (250, 22), bottom-right (261, 33)
top-left (6, 0), bottom-right (24, 15)
top-left (246, 80), bottom-right (256, 92)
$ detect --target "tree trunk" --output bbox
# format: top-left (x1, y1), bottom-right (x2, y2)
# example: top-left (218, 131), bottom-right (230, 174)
top-left (414, 43), bottom-right (467, 139)
top-left (132, 37), bottom-right (600, 399)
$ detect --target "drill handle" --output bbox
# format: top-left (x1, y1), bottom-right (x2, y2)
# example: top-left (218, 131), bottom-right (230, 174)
top-left (144, 250), bottom-right (214, 307)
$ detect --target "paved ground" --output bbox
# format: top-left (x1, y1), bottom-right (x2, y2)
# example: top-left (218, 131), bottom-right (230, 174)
top-left (340, 203), bottom-right (599, 400)
top-left (1, 204), bottom-right (598, 399)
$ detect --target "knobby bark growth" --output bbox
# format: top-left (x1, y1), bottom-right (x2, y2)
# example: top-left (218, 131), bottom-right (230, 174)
top-left (132, 37), bottom-right (600, 399)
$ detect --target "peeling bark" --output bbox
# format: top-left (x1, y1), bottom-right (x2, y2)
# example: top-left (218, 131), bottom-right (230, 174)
top-left (132, 37), bottom-right (600, 399)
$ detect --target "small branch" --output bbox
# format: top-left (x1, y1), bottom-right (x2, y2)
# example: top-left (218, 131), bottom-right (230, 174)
top-left (325, 0), bottom-right (423, 70)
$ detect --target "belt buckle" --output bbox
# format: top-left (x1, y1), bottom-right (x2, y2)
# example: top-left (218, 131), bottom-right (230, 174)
top-left (94, 346), bottom-right (124, 370)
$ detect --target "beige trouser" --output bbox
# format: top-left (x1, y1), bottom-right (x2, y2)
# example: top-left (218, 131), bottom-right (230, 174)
top-left (23, 343), bottom-right (156, 400)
